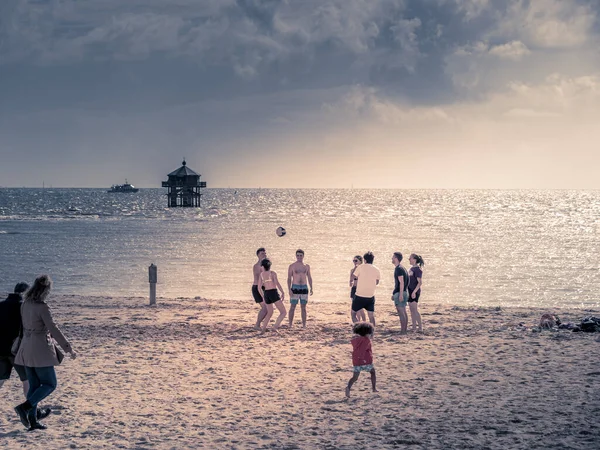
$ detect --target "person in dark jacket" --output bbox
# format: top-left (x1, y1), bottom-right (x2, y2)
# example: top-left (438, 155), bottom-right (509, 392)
top-left (13, 275), bottom-right (75, 431)
top-left (0, 282), bottom-right (30, 394)
top-left (1, 282), bottom-right (51, 423)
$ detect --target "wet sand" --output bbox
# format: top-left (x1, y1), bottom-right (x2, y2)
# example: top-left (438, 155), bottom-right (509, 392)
top-left (1, 295), bottom-right (599, 449)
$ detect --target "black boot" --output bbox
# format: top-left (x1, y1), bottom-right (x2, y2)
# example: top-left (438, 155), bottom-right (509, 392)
top-left (27, 410), bottom-right (47, 431)
top-left (28, 419), bottom-right (48, 431)
top-left (37, 407), bottom-right (52, 420)
top-left (15, 400), bottom-right (31, 428)
top-left (14, 401), bottom-right (33, 428)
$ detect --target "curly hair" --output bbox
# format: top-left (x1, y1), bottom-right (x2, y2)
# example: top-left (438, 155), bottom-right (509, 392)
top-left (353, 322), bottom-right (374, 336)
top-left (25, 275), bottom-right (52, 303)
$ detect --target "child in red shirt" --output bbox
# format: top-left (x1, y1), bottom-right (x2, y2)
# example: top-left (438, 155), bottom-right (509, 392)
top-left (346, 322), bottom-right (378, 398)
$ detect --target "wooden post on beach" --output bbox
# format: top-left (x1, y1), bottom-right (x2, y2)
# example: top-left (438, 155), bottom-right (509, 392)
top-left (149, 264), bottom-right (157, 306)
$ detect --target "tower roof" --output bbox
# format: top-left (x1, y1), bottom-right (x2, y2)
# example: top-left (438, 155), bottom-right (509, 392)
top-left (168, 160), bottom-right (200, 177)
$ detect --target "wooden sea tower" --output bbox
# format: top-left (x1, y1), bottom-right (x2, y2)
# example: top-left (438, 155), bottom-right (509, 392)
top-left (162, 160), bottom-right (207, 207)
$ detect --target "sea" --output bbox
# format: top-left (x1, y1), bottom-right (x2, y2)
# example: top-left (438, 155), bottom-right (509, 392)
top-left (0, 188), bottom-right (599, 308)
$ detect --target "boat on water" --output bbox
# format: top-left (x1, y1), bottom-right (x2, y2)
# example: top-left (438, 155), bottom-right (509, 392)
top-left (107, 180), bottom-right (139, 193)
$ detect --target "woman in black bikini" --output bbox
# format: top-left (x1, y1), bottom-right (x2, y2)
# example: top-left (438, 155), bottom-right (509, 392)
top-left (408, 254), bottom-right (424, 332)
top-left (257, 258), bottom-right (287, 334)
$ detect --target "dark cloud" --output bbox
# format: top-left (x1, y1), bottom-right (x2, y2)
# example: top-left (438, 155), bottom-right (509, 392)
top-left (2, 0), bottom-right (595, 109)
top-left (1, 0), bottom-right (599, 187)
top-left (234, 0), bottom-right (279, 31)
top-left (0, 0), bottom-right (597, 109)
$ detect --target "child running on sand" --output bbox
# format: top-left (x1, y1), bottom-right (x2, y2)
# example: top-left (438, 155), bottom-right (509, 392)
top-left (346, 322), bottom-right (378, 398)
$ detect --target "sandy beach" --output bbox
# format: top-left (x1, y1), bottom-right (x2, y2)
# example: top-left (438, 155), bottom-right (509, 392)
top-left (1, 295), bottom-right (599, 449)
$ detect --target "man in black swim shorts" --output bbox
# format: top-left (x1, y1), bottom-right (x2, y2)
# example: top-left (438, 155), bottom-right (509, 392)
top-left (252, 248), bottom-right (268, 329)
top-left (351, 252), bottom-right (381, 328)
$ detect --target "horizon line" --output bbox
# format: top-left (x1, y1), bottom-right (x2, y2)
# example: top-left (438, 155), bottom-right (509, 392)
top-left (1, 186), bottom-right (599, 191)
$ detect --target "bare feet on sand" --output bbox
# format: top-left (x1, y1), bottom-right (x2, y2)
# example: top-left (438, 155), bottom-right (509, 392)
top-left (345, 387), bottom-right (351, 398)
top-left (372, 388), bottom-right (379, 393)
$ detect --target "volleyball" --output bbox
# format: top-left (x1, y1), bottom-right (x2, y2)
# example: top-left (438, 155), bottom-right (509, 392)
top-left (276, 226), bottom-right (286, 237)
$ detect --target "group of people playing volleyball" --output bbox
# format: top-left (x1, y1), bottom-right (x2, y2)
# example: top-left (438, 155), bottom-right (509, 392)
top-left (349, 250), bottom-right (424, 333)
top-left (249, 247), bottom-right (424, 398)
top-left (346, 250), bottom-right (424, 397)
top-left (251, 247), bottom-right (313, 334)
top-left (250, 247), bottom-right (424, 334)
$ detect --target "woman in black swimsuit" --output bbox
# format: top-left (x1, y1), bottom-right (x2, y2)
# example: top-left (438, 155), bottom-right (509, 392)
top-left (257, 258), bottom-right (287, 334)
top-left (408, 254), bottom-right (424, 332)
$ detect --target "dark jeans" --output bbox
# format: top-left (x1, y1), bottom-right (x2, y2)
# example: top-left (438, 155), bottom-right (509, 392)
top-left (25, 366), bottom-right (57, 419)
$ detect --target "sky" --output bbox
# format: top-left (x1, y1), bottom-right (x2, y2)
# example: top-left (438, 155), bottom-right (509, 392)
top-left (1, 0), bottom-right (599, 188)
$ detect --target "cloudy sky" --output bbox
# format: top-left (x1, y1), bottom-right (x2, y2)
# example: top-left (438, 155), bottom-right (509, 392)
top-left (1, 0), bottom-right (599, 188)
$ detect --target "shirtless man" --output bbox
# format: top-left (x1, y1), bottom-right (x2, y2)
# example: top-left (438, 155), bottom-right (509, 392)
top-left (252, 247), bottom-right (268, 329)
top-left (287, 249), bottom-right (313, 328)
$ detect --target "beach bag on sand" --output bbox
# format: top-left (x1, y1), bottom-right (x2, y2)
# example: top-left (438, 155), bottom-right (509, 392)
top-left (579, 317), bottom-right (600, 332)
top-left (11, 324), bottom-right (23, 356)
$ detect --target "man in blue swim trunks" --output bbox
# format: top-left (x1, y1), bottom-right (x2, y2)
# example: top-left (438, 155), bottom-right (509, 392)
top-left (287, 249), bottom-right (313, 328)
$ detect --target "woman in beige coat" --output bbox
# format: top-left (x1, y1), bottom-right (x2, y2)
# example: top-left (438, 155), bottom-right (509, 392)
top-left (14, 275), bottom-right (76, 431)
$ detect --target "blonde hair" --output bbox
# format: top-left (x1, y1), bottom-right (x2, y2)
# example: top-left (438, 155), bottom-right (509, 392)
top-left (25, 275), bottom-right (53, 303)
